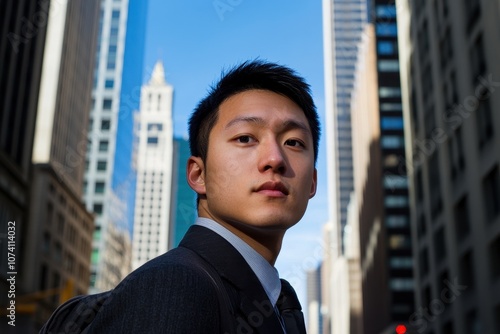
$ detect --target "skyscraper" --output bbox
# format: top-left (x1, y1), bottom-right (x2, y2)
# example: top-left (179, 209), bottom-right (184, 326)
top-left (349, 2), bottom-right (415, 332)
top-left (322, 0), bottom-right (368, 257)
top-left (132, 61), bottom-right (174, 270)
top-left (323, 1), bottom-right (415, 332)
top-left (11, 0), bottom-right (100, 330)
top-left (398, 1), bottom-right (500, 333)
top-left (84, 0), bottom-right (148, 293)
top-left (0, 1), bottom-right (49, 303)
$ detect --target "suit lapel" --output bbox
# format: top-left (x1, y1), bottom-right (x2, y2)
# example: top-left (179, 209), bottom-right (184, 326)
top-left (179, 225), bottom-right (284, 333)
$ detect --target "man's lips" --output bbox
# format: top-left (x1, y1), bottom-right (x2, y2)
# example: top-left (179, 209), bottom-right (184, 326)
top-left (255, 181), bottom-right (289, 197)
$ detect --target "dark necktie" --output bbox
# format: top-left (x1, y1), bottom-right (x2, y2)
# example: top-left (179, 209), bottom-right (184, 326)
top-left (276, 279), bottom-right (307, 334)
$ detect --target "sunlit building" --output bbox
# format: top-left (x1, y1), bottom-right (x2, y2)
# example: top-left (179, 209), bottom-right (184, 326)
top-left (84, 0), bottom-right (148, 293)
top-left (132, 61), bottom-right (174, 269)
top-left (398, 1), bottom-right (500, 333)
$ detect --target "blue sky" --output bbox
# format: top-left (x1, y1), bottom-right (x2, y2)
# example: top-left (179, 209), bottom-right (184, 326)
top-left (142, 0), bottom-right (329, 305)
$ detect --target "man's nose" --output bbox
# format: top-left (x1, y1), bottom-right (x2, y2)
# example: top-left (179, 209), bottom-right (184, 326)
top-left (258, 140), bottom-right (286, 174)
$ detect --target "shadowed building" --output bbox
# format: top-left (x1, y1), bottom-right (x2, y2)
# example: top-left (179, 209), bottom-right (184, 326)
top-left (5, 0), bottom-right (100, 331)
top-left (398, 1), bottom-right (500, 333)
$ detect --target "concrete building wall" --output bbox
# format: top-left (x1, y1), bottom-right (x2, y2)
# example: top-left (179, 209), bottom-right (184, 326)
top-left (398, 0), bottom-right (500, 333)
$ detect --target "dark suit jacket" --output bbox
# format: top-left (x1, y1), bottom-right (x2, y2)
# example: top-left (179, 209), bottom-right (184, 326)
top-left (74, 225), bottom-right (305, 333)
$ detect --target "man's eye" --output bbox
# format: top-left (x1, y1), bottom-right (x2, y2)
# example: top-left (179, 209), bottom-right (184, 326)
top-left (285, 139), bottom-right (305, 148)
top-left (237, 136), bottom-right (253, 143)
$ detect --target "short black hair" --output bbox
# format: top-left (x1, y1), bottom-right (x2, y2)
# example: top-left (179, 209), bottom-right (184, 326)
top-left (188, 60), bottom-right (321, 164)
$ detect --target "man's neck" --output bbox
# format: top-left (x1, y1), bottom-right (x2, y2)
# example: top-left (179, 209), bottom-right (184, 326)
top-left (198, 213), bottom-right (285, 265)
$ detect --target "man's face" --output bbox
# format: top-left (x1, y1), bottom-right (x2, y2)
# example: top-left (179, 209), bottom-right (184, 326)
top-left (189, 89), bottom-right (317, 238)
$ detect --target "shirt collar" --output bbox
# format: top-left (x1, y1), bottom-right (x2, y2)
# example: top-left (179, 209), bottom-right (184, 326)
top-left (195, 217), bottom-right (282, 306)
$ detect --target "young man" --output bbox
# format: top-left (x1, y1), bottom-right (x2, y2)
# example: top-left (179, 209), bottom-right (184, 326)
top-left (41, 60), bottom-right (320, 333)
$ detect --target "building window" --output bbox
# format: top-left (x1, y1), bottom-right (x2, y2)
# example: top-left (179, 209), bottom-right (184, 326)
top-left (377, 41), bottom-right (398, 55)
top-left (489, 235), bottom-right (500, 281)
top-left (384, 175), bottom-right (408, 189)
top-left (380, 103), bottom-right (402, 112)
top-left (389, 278), bottom-right (414, 291)
top-left (107, 60), bottom-right (116, 70)
top-left (99, 140), bottom-right (108, 152)
top-left (93, 203), bottom-right (103, 215)
top-left (379, 87), bottom-right (401, 98)
top-left (448, 127), bottom-right (466, 180)
top-left (433, 227), bottom-right (446, 263)
top-left (381, 117), bottom-right (404, 130)
top-left (419, 248), bottom-right (429, 278)
top-left (428, 153), bottom-right (443, 218)
top-left (147, 137), bottom-right (158, 145)
top-left (476, 98), bottom-right (494, 149)
top-left (95, 182), bottom-right (105, 194)
top-left (102, 99), bottom-right (112, 110)
top-left (105, 79), bottom-right (114, 88)
top-left (459, 251), bottom-right (475, 289)
top-left (389, 257), bottom-right (413, 269)
top-left (383, 154), bottom-right (399, 168)
top-left (111, 9), bottom-right (120, 19)
top-left (378, 60), bottom-right (400, 72)
top-left (381, 136), bottom-right (405, 149)
top-left (376, 23), bottom-right (398, 37)
top-left (417, 213), bottom-right (426, 239)
top-left (422, 285), bottom-right (431, 307)
top-left (439, 26), bottom-right (454, 70)
top-left (148, 123), bottom-right (163, 131)
top-left (376, 4), bottom-right (397, 18)
top-left (386, 215), bottom-right (409, 228)
top-left (101, 119), bottom-right (111, 130)
top-left (389, 235), bottom-right (411, 249)
top-left (385, 196), bottom-right (409, 208)
top-left (470, 34), bottom-right (486, 81)
top-left (91, 249), bottom-right (100, 264)
top-left (454, 196), bottom-right (470, 241)
top-left (483, 166), bottom-right (500, 222)
top-left (97, 161), bottom-right (107, 171)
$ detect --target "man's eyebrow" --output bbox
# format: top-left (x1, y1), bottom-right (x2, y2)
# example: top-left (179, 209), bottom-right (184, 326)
top-left (224, 116), bottom-right (265, 129)
top-left (224, 116), bottom-right (311, 134)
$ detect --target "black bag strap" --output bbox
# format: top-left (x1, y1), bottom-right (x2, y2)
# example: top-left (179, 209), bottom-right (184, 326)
top-left (179, 246), bottom-right (234, 334)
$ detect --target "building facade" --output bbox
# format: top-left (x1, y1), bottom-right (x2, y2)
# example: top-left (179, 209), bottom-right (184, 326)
top-left (306, 264), bottom-right (323, 334)
top-left (0, 1), bottom-right (49, 315)
top-left (362, 2), bottom-right (415, 332)
top-left (15, 0), bottom-right (100, 331)
top-left (322, 0), bottom-right (368, 258)
top-left (398, 0), bottom-right (500, 333)
top-left (84, 0), bottom-right (148, 293)
top-left (132, 61), bottom-right (174, 269)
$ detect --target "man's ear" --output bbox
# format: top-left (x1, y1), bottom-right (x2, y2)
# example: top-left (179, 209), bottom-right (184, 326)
top-left (309, 168), bottom-right (317, 198)
top-left (186, 156), bottom-right (206, 195)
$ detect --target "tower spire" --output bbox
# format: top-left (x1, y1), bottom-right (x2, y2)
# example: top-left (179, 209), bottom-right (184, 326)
top-left (149, 60), bottom-right (166, 85)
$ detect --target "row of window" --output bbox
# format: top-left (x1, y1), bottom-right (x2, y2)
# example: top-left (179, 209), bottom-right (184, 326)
top-left (419, 233), bottom-right (500, 296)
